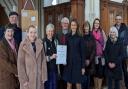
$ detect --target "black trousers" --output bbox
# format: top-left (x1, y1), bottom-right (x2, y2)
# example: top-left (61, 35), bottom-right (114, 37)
top-left (57, 64), bottom-right (66, 89)
top-left (122, 60), bottom-right (128, 89)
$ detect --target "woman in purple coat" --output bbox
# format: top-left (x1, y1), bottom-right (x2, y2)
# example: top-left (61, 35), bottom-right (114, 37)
top-left (92, 18), bottom-right (107, 89)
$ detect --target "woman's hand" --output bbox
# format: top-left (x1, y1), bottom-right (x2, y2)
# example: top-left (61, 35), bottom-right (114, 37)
top-left (108, 62), bottom-right (116, 69)
top-left (85, 60), bottom-right (90, 66)
top-left (50, 54), bottom-right (57, 59)
top-left (15, 74), bottom-right (18, 77)
top-left (82, 68), bottom-right (85, 75)
top-left (23, 82), bottom-right (29, 87)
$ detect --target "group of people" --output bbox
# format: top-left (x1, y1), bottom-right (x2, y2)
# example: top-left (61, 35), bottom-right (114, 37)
top-left (0, 11), bottom-right (128, 89)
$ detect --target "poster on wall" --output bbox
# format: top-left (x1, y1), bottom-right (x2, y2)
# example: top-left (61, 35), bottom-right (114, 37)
top-left (21, 10), bottom-right (38, 32)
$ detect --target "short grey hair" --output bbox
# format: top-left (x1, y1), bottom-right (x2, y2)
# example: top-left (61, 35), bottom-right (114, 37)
top-left (46, 23), bottom-right (55, 32)
top-left (109, 26), bottom-right (118, 37)
top-left (115, 15), bottom-right (122, 20)
top-left (61, 17), bottom-right (69, 24)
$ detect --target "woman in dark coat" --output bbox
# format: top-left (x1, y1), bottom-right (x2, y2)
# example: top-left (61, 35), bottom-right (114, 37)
top-left (104, 26), bottom-right (123, 89)
top-left (82, 21), bottom-right (96, 89)
top-left (43, 23), bottom-right (58, 89)
top-left (0, 24), bottom-right (19, 89)
top-left (63, 19), bottom-right (85, 89)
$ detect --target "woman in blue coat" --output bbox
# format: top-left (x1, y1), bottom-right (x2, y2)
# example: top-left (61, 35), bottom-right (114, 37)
top-left (63, 19), bottom-right (85, 89)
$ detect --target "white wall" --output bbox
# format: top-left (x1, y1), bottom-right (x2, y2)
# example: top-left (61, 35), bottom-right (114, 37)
top-left (58, 0), bottom-right (70, 4)
top-left (110, 0), bottom-right (123, 3)
top-left (85, 0), bottom-right (100, 26)
top-left (44, 0), bottom-right (53, 7)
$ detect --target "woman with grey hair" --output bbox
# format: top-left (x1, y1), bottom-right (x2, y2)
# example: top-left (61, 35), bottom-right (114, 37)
top-left (43, 23), bottom-right (59, 89)
top-left (56, 17), bottom-right (70, 89)
top-left (61, 17), bottom-right (69, 24)
top-left (104, 26), bottom-right (123, 89)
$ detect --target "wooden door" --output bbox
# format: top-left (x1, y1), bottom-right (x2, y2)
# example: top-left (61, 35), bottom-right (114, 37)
top-left (44, 2), bottom-right (71, 33)
top-left (100, 0), bottom-right (126, 35)
top-left (109, 2), bottom-right (123, 27)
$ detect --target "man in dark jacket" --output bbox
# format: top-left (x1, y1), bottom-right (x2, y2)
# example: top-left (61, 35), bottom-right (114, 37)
top-left (8, 12), bottom-right (22, 47)
top-left (56, 17), bottom-right (70, 89)
top-left (0, 11), bottom-right (22, 47)
top-left (114, 15), bottom-right (128, 89)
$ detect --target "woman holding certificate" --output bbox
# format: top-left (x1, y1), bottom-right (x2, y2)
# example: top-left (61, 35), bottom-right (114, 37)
top-left (63, 19), bottom-right (85, 89)
top-left (43, 23), bottom-right (58, 89)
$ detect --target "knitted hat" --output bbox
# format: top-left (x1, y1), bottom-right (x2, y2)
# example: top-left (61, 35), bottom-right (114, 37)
top-left (9, 12), bottom-right (18, 17)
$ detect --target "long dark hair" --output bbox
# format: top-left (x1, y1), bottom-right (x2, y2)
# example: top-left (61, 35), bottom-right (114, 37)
top-left (92, 18), bottom-right (102, 31)
top-left (70, 18), bottom-right (80, 35)
top-left (82, 21), bottom-right (91, 34)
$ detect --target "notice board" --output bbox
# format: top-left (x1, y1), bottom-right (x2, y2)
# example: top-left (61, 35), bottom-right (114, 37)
top-left (21, 10), bottom-right (38, 32)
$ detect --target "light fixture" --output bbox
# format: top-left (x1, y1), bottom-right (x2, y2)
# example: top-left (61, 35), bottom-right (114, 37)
top-left (52, 0), bottom-right (57, 5)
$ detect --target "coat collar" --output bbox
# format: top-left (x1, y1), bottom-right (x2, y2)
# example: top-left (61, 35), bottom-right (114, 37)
top-left (22, 37), bottom-right (43, 60)
top-left (1, 37), bottom-right (18, 64)
top-left (2, 37), bottom-right (18, 52)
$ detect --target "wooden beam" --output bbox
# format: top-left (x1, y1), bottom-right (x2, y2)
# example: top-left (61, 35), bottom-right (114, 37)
top-left (71, 0), bottom-right (85, 29)
top-left (100, 0), bottom-right (109, 35)
top-left (122, 0), bottom-right (128, 24)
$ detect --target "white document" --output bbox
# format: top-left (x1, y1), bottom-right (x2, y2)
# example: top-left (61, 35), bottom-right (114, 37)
top-left (22, 11), bottom-right (28, 17)
top-left (56, 45), bottom-right (67, 64)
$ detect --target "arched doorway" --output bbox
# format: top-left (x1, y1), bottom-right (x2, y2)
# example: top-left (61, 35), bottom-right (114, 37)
top-left (0, 4), bottom-right (9, 26)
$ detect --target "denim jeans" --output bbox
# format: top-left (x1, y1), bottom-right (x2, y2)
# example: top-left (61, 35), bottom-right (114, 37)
top-left (45, 71), bottom-right (57, 89)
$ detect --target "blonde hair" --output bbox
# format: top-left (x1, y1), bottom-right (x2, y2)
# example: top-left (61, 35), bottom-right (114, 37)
top-left (26, 25), bottom-right (36, 32)
top-left (109, 26), bottom-right (118, 37)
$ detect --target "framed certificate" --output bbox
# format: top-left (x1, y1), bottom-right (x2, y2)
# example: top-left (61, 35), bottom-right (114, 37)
top-left (56, 45), bottom-right (67, 64)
